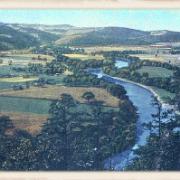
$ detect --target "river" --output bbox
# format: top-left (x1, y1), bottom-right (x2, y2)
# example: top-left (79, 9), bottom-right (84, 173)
top-left (88, 60), bottom-right (159, 170)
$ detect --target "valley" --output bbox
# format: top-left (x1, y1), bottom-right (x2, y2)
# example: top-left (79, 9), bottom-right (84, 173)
top-left (0, 21), bottom-right (179, 171)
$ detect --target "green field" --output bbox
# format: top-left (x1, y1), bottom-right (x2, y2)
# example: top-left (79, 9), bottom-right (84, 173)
top-left (0, 54), bottom-right (54, 68)
top-left (0, 95), bottom-right (118, 135)
top-left (0, 76), bottom-right (38, 83)
top-left (39, 74), bottom-right (66, 84)
top-left (10, 54), bottom-right (54, 61)
top-left (83, 45), bottom-right (149, 53)
top-left (0, 82), bottom-right (26, 90)
top-left (0, 85), bottom-right (120, 107)
top-left (137, 66), bottom-right (174, 78)
top-left (0, 96), bottom-right (51, 115)
top-left (0, 95), bottom-right (118, 116)
top-left (134, 54), bottom-right (180, 66)
top-left (0, 65), bottom-right (24, 75)
top-left (64, 53), bottom-right (104, 61)
top-left (151, 86), bottom-right (176, 102)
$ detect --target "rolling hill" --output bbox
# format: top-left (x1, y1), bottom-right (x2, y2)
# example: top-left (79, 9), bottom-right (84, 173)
top-left (0, 23), bottom-right (60, 50)
top-left (0, 24), bottom-right (39, 50)
top-left (9, 25), bottom-right (60, 43)
top-left (55, 27), bottom-right (180, 46)
top-left (1, 22), bottom-right (180, 50)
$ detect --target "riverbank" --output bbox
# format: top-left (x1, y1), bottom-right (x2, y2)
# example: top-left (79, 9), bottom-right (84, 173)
top-left (100, 72), bottom-right (158, 170)
top-left (107, 74), bottom-right (175, 110)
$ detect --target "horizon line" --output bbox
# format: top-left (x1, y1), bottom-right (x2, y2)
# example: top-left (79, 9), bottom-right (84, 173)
top-left (0, 21), bottom-right (179, 32)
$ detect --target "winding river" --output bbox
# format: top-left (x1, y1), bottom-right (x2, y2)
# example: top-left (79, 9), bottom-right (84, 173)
top-left (88, 60), bottom-right (159, 170)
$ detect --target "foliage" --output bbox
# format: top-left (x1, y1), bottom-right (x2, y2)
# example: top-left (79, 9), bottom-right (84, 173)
top-left (0, 91), bottom-right (137, 170)
top-left (82, 92), bottom-right (95, 103)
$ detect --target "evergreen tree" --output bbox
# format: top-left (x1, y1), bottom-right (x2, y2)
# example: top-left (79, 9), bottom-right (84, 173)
top-left (36, 94), bottom-right (76, 170)
top-left (82, 91), bottom-right (95, 103)
top-left (128, 101), bottom-right (180, 171)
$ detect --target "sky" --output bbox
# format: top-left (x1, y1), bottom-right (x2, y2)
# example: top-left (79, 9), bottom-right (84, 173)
top-left (0, 10), bottom-right (180, 31)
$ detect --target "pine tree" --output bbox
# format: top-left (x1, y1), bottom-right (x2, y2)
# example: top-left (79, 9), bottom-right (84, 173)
top-left (128, 98), bottom-right (180, 170)
top-left (36, 94), bottom-right (76, 170)
top-left (90, 100), bottom-right (104, 170)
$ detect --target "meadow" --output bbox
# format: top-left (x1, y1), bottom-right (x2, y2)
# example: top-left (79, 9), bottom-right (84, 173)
top-left (11, 53), bottom-right (54, 61)
top-left (0, 96), bottom-right (51, 114)
top-left (133, 54), bottom-right (180, 66)
top-left (81, 45), bottom-right (180, 66)
top-left (0, 94), bottom-right (119, 135)
top-left (0, 111), bottom-right (48, 135)
top-left (0, 76), bottom-right (38, 83)
top-left (83, 45), bottom-right (149, 53)
top-left (0, 85), bottom-right (120, 107)
top-left (0, 53), bottom-right (54, 67)
top-left (151, 86), bottom-right (176, 102)
top-left (137, 66), bottom-right (174, 78)
top-left (64, 53), bottom-right (104, 61)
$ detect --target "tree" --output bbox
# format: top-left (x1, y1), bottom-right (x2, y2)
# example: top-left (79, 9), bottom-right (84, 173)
top-left (0, 116), bottom-right (13, 135)
top-left (1, 130), bottom-right (37, 170)
top-left (106, 84), bottom-right (126, 99)
top-left (90, 100), bottom-right (104, 170)
top-left (82, 91), bottom-right (95, 103)
top-left (150, 97), bottom-right (172, 139)
top-left (128, 100), bottom-right (179, 171)
top-left (36, 94), bottom-right (76, 170)
top-left (0, 116), bottom-right (14, 169)
top-left (25, 81), bottom-right (30, 89)
top-left (8, 60), bottom-right (13, 66)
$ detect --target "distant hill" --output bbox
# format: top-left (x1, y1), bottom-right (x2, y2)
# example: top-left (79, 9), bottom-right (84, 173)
top-left (10, 26), bottom-right (59, 43)
top-left (55, 27), bottom-right (180, 46)
top-left (0, 23), bottom-right (60, 50)
top-left (0, 24), bottom-right (39, 50)
top-left (1, 23), bottom-right (180, 50)
top-left (8, 23), bottom-right (74, 35)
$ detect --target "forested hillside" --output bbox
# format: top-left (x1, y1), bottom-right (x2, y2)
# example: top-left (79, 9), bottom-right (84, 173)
top-left (2, 23), bottom-right (180, 50)
top-left (0, 23), bottom-right (59, 50)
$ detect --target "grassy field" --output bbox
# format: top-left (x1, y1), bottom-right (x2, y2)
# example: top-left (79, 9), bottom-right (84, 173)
top-left (0, 65), bottom-right (24, 75)
top-left (64, 53), bottom-right (104, 61)
top-left (0, 72), bottom-right (67, 90)
top-left (0, 76), bottom-right (38, 83)
top-left (0, 96), bottom-right (51, 114)
top-left (0, 85), bottom-right (120, 107)
top-left (151, 86), bottom-right (176, 102)
top-left (56, 34), bottom-right (82, 45)
top-left (80, 46), bottom-right (180, 66)
top-left (0, 111), bottom-right (47, 135)
top-left (0, 102), bottom-right (118, 135)
top-left (0, 53), bottom-right (54, 67)
top-left (0, 82), bottom-right (15, 90)
top-left (9, 53), bottom-right (54, 61)
top-left (133, 54), bottom-right (165, 61)
top-left (133, 54), bottom-right (180, 66)
top-left (83, 45), bottom-right (149, 53)
top-left (137, 66), bottom-right (174, 78)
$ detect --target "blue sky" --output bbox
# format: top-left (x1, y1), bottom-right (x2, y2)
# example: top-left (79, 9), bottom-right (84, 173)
top-left (0, 10), bottom-right (180, 31)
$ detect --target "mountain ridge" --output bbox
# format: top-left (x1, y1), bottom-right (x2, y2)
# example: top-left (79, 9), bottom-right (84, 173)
top-left (1, 22), bottom-right (180, 50)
